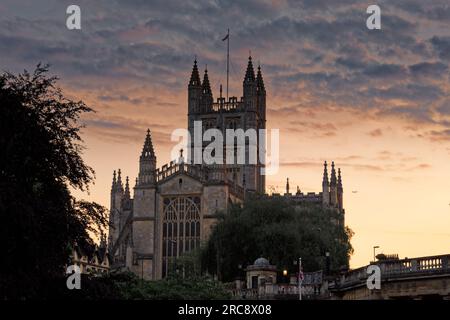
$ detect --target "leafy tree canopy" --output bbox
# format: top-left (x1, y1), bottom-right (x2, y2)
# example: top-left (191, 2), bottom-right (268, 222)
top-left (0, 65), bottom-right (108, 299)
top-left (201, 197), bottom-right (354, 282)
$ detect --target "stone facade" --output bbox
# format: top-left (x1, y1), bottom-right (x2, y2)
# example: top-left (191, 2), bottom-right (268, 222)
top-left (107, 56), bottom-right (345, 280)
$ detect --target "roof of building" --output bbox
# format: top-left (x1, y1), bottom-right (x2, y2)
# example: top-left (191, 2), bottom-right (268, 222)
top-left (245, 257), bottom-right (277, 272)
top-left (253, 257), bottom-right (270, 266)
top-left (73, 242), bottom-right (109, 265)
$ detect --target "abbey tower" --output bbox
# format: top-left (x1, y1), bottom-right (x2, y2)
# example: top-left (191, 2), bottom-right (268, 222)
top-left (187, 56), bottom-right (266, 194)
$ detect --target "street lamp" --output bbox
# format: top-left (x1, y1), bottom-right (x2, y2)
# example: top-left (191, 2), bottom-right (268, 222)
top-left (325, 252), bottom-right (330, 275)
top-left (298, 257), bottom-right (303, 301)
top-left (373, 246), bottom-right (380, 262)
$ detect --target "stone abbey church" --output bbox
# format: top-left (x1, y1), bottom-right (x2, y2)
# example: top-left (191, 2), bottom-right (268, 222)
top-left (108, 56), bottom-right (345, 279)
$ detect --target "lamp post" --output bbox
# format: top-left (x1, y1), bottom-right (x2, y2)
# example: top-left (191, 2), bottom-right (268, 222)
top-left (373, 246), bottom-right (380, 262)
top-left (298, 257), bottom-right (302, 301)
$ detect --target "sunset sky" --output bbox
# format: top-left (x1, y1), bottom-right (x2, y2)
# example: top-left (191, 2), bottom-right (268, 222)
top-left (1, 0), bottom-right (449, 268)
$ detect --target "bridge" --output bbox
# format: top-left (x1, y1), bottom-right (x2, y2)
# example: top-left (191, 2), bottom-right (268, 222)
top-left (329, 254), bottom-right (450, 300)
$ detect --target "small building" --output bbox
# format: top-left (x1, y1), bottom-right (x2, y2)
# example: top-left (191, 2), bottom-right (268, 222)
top-left (245, 257), bottom-right (277, 290)
top-left (70, 244), bottom-right (110, 274)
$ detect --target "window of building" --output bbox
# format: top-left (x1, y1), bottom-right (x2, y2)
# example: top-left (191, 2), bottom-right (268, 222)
top-left (162, 196), bottom-right (201, 278)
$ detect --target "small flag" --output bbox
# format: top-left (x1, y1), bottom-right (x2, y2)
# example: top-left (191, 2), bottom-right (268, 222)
top-left (222, 33), bottom-right (229, 41)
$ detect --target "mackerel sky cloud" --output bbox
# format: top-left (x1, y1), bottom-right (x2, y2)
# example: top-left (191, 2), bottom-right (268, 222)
top-left (1, 0), bottom-right (449, 267)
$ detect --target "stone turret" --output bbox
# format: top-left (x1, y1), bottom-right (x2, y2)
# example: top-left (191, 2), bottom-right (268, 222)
top-left (116, 169), bottom-right (124, 193)
top-left (243, 55), bottom-right (257, 111)
top-left (285, 177), bottom-right (290, 195)
top-left (256, 64), bottom-right (266, 193)
top-left (109, 169), bottom-right (124, 250)
top-left (242, 55), bottom-right (261, 193)
top-left (322, 161), bottom-right (330, 206)
top-left (201, 67), bottom-right (213, 112)
top-left (122, 176), bottom-right (132, 210)
top-left (138, 129), bottom-right (156, 186)
top-left (124, 176), bottom-right (130, 199)
top-left (188, 59), bottom-right (202, 114)
top-left (256, 64), bottom-right (266, 120)
top-left (111, 169), bottom-right (117, 190)
top-left (329, 161), bottom-right (338, 207)
top-left (131, 129), bottom-right (158, 279)
top-left (337, 168), bottom-right (343, 211)
top-left (108, 170), bottom-right (117, 248)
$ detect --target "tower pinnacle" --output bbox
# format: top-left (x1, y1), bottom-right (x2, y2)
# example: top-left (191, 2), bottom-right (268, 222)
top-left (202, 68), bottom-right (212, 95)
top-left (337, 168), bottom-right (344, 211)
top-left (329, 161), bottom-right (338, 207)
top-left (256, 64), bottom-right (265, 92)
top-left (124, 176), bottom-right (130, 199)
top-left (141, 129), bottom-right (156, 160)
top-left (323, 161), bottom-right (329, 185)
top-left (244, 55), bottom-right (256, 84)
top-left (112, 170), bottom-right (117, 190)
top-left (286, 177), bottom-right (290, 194)
top-left (117, 169), bottom-right (124, 192)
top-left (138, 129), bottom-right (157, 186)
top-left (338, 168), bottom-right (342, 187)
top-left (322, 161), bottom-right (330, 206)
top-left (201, 67), bottom-right (213, 111)
top-left (330, 161), bottom-right (337, 186)
top-left (189, 58), bottom-right (201, 86)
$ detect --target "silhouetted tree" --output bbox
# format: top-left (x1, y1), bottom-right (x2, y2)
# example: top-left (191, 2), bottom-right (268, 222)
top-left (0, 65), bottom-right (108, 299)
top-left (201, 197), bottom-right (354, 282)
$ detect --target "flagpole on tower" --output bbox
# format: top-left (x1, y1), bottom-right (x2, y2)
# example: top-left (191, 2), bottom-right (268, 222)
top-left (226, 28), bottom-right (229, 100)
top-left (222, 29), bottom-right (230, 101)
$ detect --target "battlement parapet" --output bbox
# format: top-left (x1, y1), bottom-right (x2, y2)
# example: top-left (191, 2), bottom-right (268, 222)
top-left (210, 96), bottom-right (244, 112)
top-left (266, 191), bottom-right (323, 203)
top-left (155, 161), bottom-right (244, 198)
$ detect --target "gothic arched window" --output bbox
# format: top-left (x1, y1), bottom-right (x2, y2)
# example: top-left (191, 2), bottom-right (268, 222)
top-left (161, 196), bottom-right (201, 278)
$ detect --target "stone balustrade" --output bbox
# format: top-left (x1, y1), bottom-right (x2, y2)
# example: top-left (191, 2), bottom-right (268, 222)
top-left (333, 254), bottom-right (450, 289)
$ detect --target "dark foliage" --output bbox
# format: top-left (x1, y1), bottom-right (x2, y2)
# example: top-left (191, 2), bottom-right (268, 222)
top-left (0, 65), bottom-right (108, 299)
top-left (44, 272), bottom-right (230, 300)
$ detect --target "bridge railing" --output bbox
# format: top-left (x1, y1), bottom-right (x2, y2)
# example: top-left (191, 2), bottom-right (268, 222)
top-left (380, 254), bottom-right (450, 276)
top-left (334, 254), bottom-right (450, 289)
